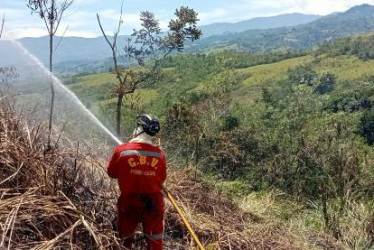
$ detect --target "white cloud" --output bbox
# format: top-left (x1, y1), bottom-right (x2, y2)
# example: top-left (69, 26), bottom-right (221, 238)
top-left (95, 9), bottom-right (172, 33)
top-left (4, 28), bottom-right (47, 39)
top-left (159, 20), bottom-right (169, 30)
top-left (242, 0), bottom-right (374, 15)
top-left (73, 0), bottom-right (100, 5)
top-left (195, 0), bottom-right (374, 24)
top-left (3, 0), bottom-right (374, 38)
top-left (199, 8), bottom-right (230, 24)
top-left (299, 0), bottom-right (374, 15)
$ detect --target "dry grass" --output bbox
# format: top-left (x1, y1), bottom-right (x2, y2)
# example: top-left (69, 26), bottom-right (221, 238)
top-left (0, 96), bottom-right (305, 249)
top-left (0, 96), bottom-right (120, 249)
top-left (163, 170), bottom-right (304, 249)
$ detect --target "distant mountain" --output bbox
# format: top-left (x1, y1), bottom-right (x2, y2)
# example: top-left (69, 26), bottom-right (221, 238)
top-left (189, 4), bottom-right (374, 52)
top-left (9, 13), bottom-right (320, 67)
top-left (200, 13), bottom-right (321, 37)
top-left (2, 4), bottom-right (374, 74)
top-left (18, 36), bottom-right (128, 65)
top-left (2, 14), bottom-right (319, 62)
top-left (54, 55), bottom-right (135, 74)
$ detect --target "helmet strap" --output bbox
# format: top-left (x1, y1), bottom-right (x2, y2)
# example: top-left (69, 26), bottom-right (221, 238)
top-left (133, 126), bottom-right (145, 138)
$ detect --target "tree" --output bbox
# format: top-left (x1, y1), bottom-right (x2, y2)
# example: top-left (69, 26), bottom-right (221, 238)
top-left (288, 65), bottom-right (317, 86)
top-left (97, 4), bottom-right (201, 136)
top-left (26, 0), bottom-right (73, 149)
top-left (358, 109), bottom-right (374, 145)
top-left (314, 72), bottom-right (336, 95)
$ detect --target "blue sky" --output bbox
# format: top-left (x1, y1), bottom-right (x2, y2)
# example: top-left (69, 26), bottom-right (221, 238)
top-left (1, 0), bottom-right (374, 39)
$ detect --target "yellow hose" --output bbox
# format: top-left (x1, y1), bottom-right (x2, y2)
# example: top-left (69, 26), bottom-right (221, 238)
top-left (164, 187), bottom-right (206, 250)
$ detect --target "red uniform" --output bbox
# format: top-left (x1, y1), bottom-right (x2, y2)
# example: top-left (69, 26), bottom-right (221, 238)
top-left (108, 142), bottom-right (167, 250)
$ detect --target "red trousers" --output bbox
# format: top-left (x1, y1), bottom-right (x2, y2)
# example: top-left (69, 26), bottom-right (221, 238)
top-left (117, 193), bottom-right (164, 250)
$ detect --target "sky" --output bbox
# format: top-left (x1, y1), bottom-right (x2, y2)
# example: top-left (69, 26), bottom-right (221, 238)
top-left (1, 0), bottom-right (374, 39)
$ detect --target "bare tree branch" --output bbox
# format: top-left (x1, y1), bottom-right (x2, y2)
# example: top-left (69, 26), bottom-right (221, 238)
top-left (28, 0), bottom-right (73, 36)
top-left (96, 14), bottom-right (114, 51)
top-left (113, 0), bottom-right (124, 49)
top-left (0, 14), bottom-right (5, 39)
top-left (97, 0), bottom-right (126, 136)
top-left (53, 25), bottom-right (69, 55)
top-left (54, 0), bottom-right (73, 35)
top-left (41, 0), bottom-right (51, 34)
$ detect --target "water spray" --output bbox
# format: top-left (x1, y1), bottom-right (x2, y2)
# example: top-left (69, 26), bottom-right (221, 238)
top-left (10, 39), bottom-right (205, 249)
top-left (10, 40), bottom-right (123, 145)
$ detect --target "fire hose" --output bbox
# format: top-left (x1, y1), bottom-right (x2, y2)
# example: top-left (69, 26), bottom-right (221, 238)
top-left (163, 187), bottom-right (206, 250)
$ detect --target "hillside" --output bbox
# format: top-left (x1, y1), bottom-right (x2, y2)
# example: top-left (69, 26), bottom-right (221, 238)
top-left (5, 2), bottom-right (374, 250)
top-left (189, 4), bottom-right (374, 52)
top-left (61, 4), bottom-right (374, 73)
top-left (59, 32), bottom-right (374, 249)
top-left (200, 13), bottom-right (320, 37)
top-left (0, 95), bottom-right (317, 249)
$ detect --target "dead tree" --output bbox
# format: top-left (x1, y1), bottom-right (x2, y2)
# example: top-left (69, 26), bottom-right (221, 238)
top-left (96, 1), bottom-right (125, 137)
top-left (97, 5), bottom-right (201, 137)
top-left (26, 0), bottom-right (73, 150)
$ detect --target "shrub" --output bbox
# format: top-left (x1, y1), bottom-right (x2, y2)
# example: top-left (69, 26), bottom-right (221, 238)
top-left (288, 64), bottom-right (317, 86)
top-left (314, 72), bottom-right (336, 95)
top-left (358, 109), bottom-right (374, 145)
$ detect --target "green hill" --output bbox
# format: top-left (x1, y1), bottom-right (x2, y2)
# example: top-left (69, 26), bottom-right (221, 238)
top-left (188, 4), bottom-right (374, 53)
top-left (64, 32), bottom-right (374, 249)
top-left (200, 13), bottom-right (320, 37)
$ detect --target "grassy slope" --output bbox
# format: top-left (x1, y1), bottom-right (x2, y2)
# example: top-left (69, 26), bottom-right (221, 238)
top-left (314, 55), bottom-right (374, 80)
top-left (233, 55), bottom-right (314, 105)
top-left (65, 51), bottom-right (374, 249)
top-left (70, 54), bottom-right (374, 109)
top-left (66, 54), bottom-right (374, 154)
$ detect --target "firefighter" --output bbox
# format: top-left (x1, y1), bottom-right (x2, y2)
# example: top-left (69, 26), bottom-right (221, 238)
top-left (107, 114), bottom-right (167, 250)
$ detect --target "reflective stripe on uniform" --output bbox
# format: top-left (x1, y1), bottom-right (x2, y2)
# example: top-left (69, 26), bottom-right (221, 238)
top-left (150, 233), bottom-right (163, 240)
top-left (120, 150), bottom-right (162, 158)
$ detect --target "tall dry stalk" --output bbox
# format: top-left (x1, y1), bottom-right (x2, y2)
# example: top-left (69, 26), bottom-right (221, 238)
top-left (26, 0), bottom-right (73, 150)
